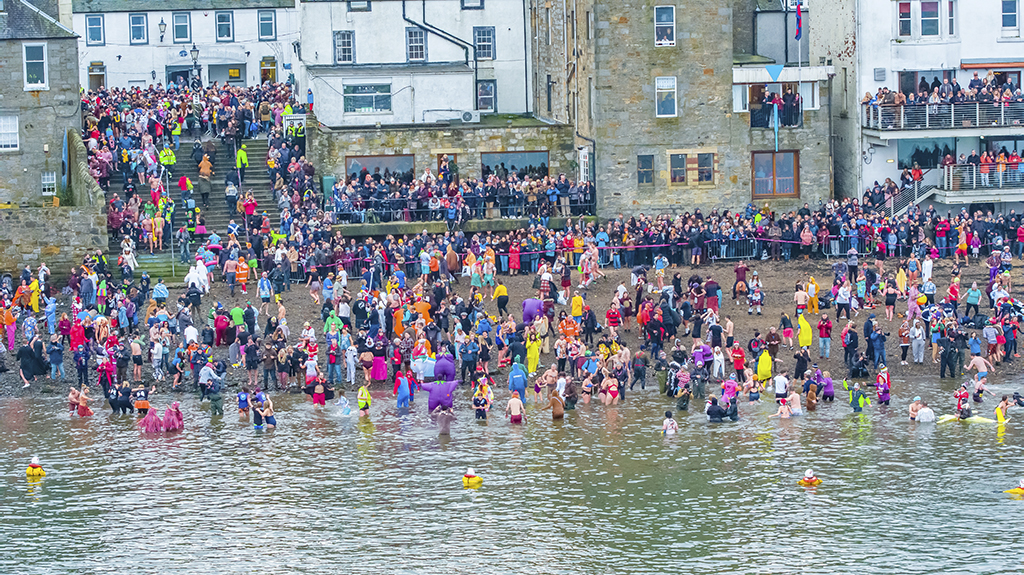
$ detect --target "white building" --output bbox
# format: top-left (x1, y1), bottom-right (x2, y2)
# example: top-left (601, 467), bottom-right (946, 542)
top-left (70, 0), bottom-right (300, 89)
top-left (297, 0), bottom-right (532, 128)
top-left (817, 0), bottom-right (1024, 210)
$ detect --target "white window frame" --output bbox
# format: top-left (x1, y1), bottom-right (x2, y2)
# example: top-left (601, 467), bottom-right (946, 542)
top-left (546, 7), bottom-right (552, 44)
top-left (461, 0), bottom-right (484, 9)
top-left (41, 171), bottom-right (57, 196)
top-left (474, 26), bottom-right (495, 60)
top-left (23, 42), bottom-right (47, 91)
top-left (348, 0), bottom-right (371, 12)
top-left (655, 6), bottom-right (675, 47)
top-left (172, 12), bottom-right (191, 44)
top-left (85, 14), bottom-right (104, 46)
top-left (129, 13), bottom-right (148, 45)
top-left (897, 1), bottom-right (912, 36)
top-left (1004, 0), bottom-right (1019, 36)
top-left (406, 28), bottom-right (426, 62)
top-left (215, 11), bottom-right (234, 43)
top-left (0, 116), bottom-right (19, 151)
top-left (920, 0), bottom-right (940, 36)
top-left (732, 84), bottom-right (750, 112)
top-left (343, 84), bottom-right (392, 114)
top-left (655, 76), bottom-right (677, 118)
top-left (258, 11), bottom-right (276, 41)
top-left (948, 0), bottom-right (955, 35)
top-left (477, 79), bottom-right (496, 112)
top-left (334, 30), bottom-right (355, 64)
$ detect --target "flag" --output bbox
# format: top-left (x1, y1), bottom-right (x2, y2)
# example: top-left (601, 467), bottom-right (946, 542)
top-left (795, 0), bottom-right (803, 40)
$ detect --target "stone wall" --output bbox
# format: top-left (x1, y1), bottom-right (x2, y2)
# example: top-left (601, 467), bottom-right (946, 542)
top-left (0, 37), bottom-right (81, 206)
top-left (307, 115), bottom-right (576, 183)
top-left (591, 1), bottom-right (832, 216)
top-left (66, 128), bottom-right (105, 207)
top-left (0, 206), bottom-right (106, 278)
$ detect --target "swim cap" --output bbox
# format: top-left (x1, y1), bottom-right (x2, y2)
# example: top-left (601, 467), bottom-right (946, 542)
top-left (31, 456), bottom-right (39, 465)
top-left (466, 468), bottom-right (475, 476)
top-left (805, 469), bottom-right (813, 478)
top-left (914, 396), bottom-right (921, 401)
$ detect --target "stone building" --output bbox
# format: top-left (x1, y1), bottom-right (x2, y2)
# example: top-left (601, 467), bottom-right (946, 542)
top-left (539, 0), bottom-right (835, 215)
top-left (0, 0), bottom-right (106, 276)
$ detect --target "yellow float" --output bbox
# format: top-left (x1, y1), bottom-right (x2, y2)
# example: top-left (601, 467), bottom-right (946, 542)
top-left (462, 468), bottom-right (483, 489)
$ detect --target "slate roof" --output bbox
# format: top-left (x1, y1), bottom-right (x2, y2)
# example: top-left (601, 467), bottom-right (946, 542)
top-left (0, 0), bottom-right (77, 40)
top-left (72, 0), bottom-right (295, 12)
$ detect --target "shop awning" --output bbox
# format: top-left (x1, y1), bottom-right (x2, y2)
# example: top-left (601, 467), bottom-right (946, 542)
top-left (961, 58), bottom-right (1024, 69)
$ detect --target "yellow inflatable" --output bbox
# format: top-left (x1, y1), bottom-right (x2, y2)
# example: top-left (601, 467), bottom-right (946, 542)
top-left (798, 470), bottom-right (821, 487)
top-left (26, 457), bottom-right (45, 478)
top-left (917, 295), bottom-right (927, 305)
top-left (1006, 479), bottom-right (1024, 494)
top-left (462, 468), bottom-right (483, 489)
top-left (798, 314), bottom-right (812, 348)
top-left (757, 349), bottom-right (773, 382)
top-left (895, 269), bottom-right (907, 293)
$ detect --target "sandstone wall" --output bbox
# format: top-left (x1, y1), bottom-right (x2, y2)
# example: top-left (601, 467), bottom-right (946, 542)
top-left (0, 206), bottom-right (106, 279)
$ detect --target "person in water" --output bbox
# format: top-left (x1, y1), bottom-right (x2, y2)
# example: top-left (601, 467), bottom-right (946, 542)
top-left (26, 456), bottom-right (45, 477)
top-left (996, 395), bottom-right (1012, 422)
top-left (506, 390), bottom-right (525, 424)
top-left (909, 397), bottom-right (922, 420)
top-left (798, 469), bottom-right (822, 486)
top-left (433, 405), bottom-right (455, 435)
top-left (357, 384), bottom-right (372, 417)
top-left (543, 387), bottom-right (565, 420)
top-left (769, 397), bottom-right (792, 419)
top-left (255, 399), bottom-right (277, 428)
top-left (916, 401), bottom-right (936, 422)
top-left (662, 410), bottom-right (678, 434)
top-left (844, 380), bottom-right (870, 413)
top-left (472, 385), bottom-right (491, 420)
top-left (705, 396), bottom-right (727, 422)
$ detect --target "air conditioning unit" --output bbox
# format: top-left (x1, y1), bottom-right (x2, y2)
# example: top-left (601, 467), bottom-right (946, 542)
top-left (460, 110), bottom-right (481, 123)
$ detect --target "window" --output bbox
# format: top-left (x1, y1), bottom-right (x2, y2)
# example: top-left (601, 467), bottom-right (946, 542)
top-left (655, 6), bottom-right (675, 46)
top-left (546, 8), bottom-right (552, 44)
top-left (898, 2), bottom-right (911, 36)
top-left (406, 28), bottom-right (426, 61)
top-left (481, 151), bottom-right (549, 179)
top-left (344, 84), bottom-right (391, 113)
top-left (1004, 0), bottom-right (1018, 28)
top-left (920, 1), bottom-right (939, 35)
top-left (655, 76), bottom-right (677, 117)
top-left (0, 116), bottom-right (18, 150)
top-left (637, 155), bottom-right (654, 185)
top-left (587, 11), bottom-right (593, 39)
top-left (172, 12), bottom-right (190, 43)
top-left (696, 153), bottom-right (714, 183)
top-left (477, 80), bottom-right (496, 112)
top-left (752, 151), bottom-right (799, 198)
top-left (588, 76), bottom-right (594, 120)
top-left (462, 0), bottom-right (484, 8)
top-left (258, 11), bottom-right (276, 40)
top-left (546, 74), bottom-right (552, 113)
top-left (670, 154), bottom-right (687, 184)
top-left (348, 0), bottom-right (370, 12)
top-left (215, 12), bottom-right (233, 42)
top-left (85, 14), bottom-right (104, 45)
top-left (474, 27), bottom-right (495, 60)
top-left (41, 172), bottom-right (56, 196)
top-left (948, 1), bottom-right (955, 34)
top-left (334, 30), bottom-right (355, 64)
top-left (23, 43), bottom-right (47, 90)
top-left (346, 155), bottom-right (414, 183)
top-left (129, 13), bottom-right (147, 44)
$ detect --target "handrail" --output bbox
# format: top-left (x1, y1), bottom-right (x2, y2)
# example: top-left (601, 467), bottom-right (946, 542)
top-left (862, 101), bottom-right (1024, 130)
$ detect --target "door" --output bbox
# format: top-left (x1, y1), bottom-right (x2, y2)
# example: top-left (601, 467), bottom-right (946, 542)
top-left (260, 58), bottom-right (277, 83)
top-left (437, 154), bottom-right (456, 184)
top-left (88, 64), bottom-right (105, 91)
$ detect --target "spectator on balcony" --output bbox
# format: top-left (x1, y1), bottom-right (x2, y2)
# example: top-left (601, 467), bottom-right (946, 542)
top-left (1010, 151), bottom-right (1021, 184)
top-left (900, 168), bottom-right (913, 190)
top-left (980, 152), bottom-right (993, 187)
top-left (997, 152), bottom-right (1009, 187)
top-left (938, 79), bottom-right (954, 102)
top-left (969, 71), bottom-right (984, 92)
top-left (911, 162), bottom-right (923, 183)
top-left (951, 76), bottom-right (963, 97)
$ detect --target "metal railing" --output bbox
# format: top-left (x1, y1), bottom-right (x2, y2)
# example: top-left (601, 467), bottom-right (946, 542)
top-left (863, 102), bottom-right (1024, 130)
top-left (750, 102), bottom-right (804, 128)
top-left (941, 163), bottom-right (1024, 190)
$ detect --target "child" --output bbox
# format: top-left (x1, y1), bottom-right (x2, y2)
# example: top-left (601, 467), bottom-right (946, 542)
top-left (748, 287), bottom-right (764, 316)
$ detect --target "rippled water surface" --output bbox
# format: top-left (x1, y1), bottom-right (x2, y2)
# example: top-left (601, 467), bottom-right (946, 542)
top-left (2, 376), bottom-right (1024, 574)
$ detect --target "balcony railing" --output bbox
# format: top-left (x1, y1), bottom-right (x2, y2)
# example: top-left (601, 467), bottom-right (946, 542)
top-left (750, 102), bottom-right (803, 128)
top-left (940, 163), bottom-right (1024, 190)
top-left (862, 102), bottom-right (1024, 131)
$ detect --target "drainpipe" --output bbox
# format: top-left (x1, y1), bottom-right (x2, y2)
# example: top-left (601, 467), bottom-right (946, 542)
top-left (523, 0), bottom-right (531, 113)
top-left (402, 1), bottom-right (474, 112)
top-left (418, 0), bottom-right (478, 109)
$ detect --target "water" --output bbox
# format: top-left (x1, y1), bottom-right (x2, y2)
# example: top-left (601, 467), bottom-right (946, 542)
top-left (1, 376), bottom-right (1023, 574)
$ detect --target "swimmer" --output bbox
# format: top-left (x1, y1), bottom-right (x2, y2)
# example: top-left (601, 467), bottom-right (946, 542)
top-left (357, 383), bottom-right (372, 417)
top-left (909, 396), bottom-right (922, 421)
top-left (25, 456), bottom-right (45, 477)
top-left (472, 386), bottom-right (491, 420)
top-left (787, 390), bottom-right (803, 415)
top-left (463, 468), bottom-right (483, 488)
top-left (965, 353), bottom-right (995, 385)
top-left (798, 469), bottom-right (822, 487)
top-left (916, 401), bottom-right (936, 422)
top-left (433, 405), bottom-right (455, 435)
top-left (543, 388), bottom-right (565, 420)
top-left (255, 400), bottom-right (277, 428)
top-left (662, 411), bottom-right (678, 434)
top-left (996, 395), bottom-right (1012, 422)
top-left (237, 386), bottom-right (251, 420)
top-left (844, 380), bottom-right (870, 413)
top-left (705, 396), bottom-right (727, 422)
top-left (769, 398), bottom-right (792, 419)
top-left (506, 390), bottom-right (525, 424)
top-left (973, 379), bottom-right (990, 403)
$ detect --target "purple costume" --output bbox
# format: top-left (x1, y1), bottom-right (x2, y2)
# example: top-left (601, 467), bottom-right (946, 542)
top-left (421, 379), bottom-right (459, 412)
top-left (522, 298), bottom-right (544, 324)
top-left (434, 352), bottom-right (456, 383)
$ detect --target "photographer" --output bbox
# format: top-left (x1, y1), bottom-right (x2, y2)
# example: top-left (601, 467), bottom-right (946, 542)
top-left (870, 326), bottom-right (888, 369)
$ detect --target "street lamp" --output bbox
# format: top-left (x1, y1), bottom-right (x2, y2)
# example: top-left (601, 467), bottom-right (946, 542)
top-left (189, 44), bottom-right (201, 91)
top-left (158, 18), bottom-right (166, 42)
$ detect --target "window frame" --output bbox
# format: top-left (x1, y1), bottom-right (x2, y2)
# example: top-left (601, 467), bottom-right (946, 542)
top-left (546, 7), bottom-right (552, 45)
top-left (655, 76), bottom-right (677, 118)
top-left (667, 149), bottom-right (718, 187)
top-left (85, 14), bottom-right (104, 46)
top-left (406, 27), bottom-right (426, 62)
top-left (0, 116), bottom-right (19, 151)
top-left (348, 0), bottom-right (371, 12)
top-left (637, 154), bottom-right (654, 185)
top-left (334, 30), bottom-right (355, 64)
top-left (172, 12), bottom-right (191, 44)
top-left (258, 10), bottom-right (277, 41)
top-left (129, 13), bottom-right (148, 45)
top-left (948, 0), bottom-right (955, 35)
top-left (898, 1), bottom-right (912, 36)
top-left (751, 150), bottom-right (800, 199)
top-left (215, 11), bottom-right (234, 43)
top-left (473, 26), bottom-right (495, 60)
top-left (669, 153), bottom-right (687, 185)
top-left (22, 42), bottom-right (47, 91)
top-left (920, 1), bottom-right (939, 36)
top-left (343, 83), bottom-right (392, 114)
top-left (41, 171), bottom-right (57, 197)
top-left (461, 0), bottom-right (484, 9)
top-left (476, 79), bottom-right (497, 112)
top-left (654, 5), bottom-right (675, 47)
top-left (1004, 0), bottom-right (1019, 29)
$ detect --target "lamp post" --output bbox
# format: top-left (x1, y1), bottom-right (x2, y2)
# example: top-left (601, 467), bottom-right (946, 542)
top-left (158, 18), bottom-right (166, 42)
top-left (189, 44), bottom-right (200, 89)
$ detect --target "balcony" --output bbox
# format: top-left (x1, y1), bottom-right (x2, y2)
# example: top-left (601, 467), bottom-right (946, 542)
top-left (932, 164), bottom-right (1024, 204)
top-left (862, 103), bottom-right (1024, 140)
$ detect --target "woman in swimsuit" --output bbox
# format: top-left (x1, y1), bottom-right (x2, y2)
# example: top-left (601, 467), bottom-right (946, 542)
top-left (769, 398), bottom-right (792, 419)
top-left (580, 375), bottom-right (594, 404)
top-left (604, 375), bottom-right (620, 405)
top-left (884, 283), bottom-right (899, 322)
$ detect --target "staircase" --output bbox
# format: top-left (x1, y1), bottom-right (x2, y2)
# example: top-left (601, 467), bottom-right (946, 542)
top-left (103, 136), bottom-right (279, 285)
top-left (890, 180), bottom-right (939, 218)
